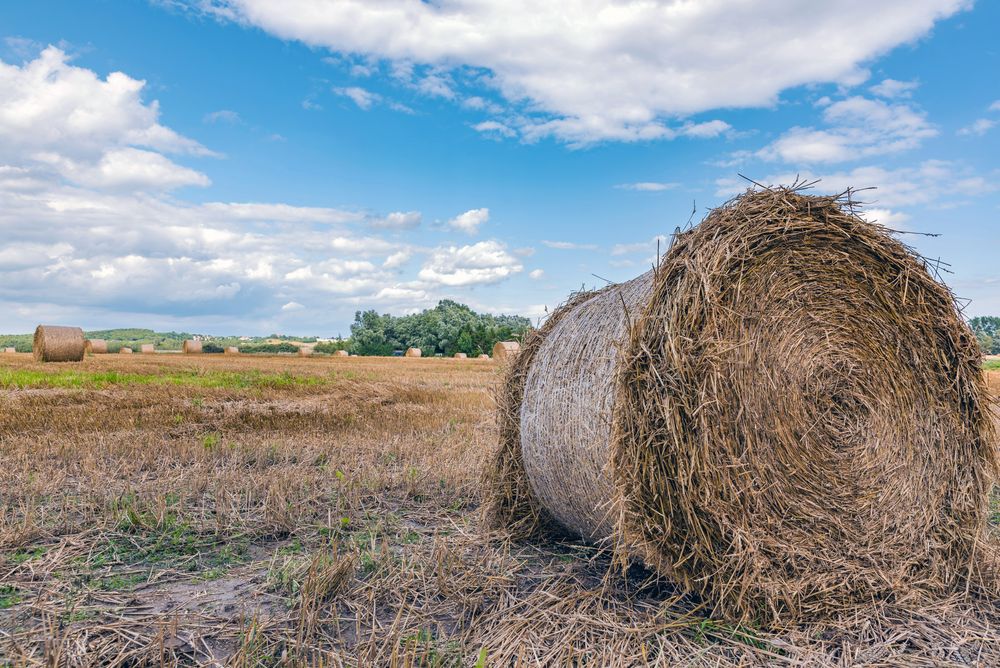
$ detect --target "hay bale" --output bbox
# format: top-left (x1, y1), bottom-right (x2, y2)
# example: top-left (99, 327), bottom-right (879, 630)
top-left (492, 341), bottom-right (520, 361)
top-left (33, 325), bottom-right (85, 362)
top-left (183, 340), bottom-right (202, 354)
top-left (485, 187), bottom-right (998, 623)
top-left (405, 347), bottom-right (422, 358)
top-left (454, 352), bottom-right (468, 359)
top-left (85, 339), bottom-right (108, 354)
top-left (224, 346), bottom-right (239, 355)
top-left (334, 350), bottom-right (349, 357)
top-left (298, 346), bottom-right (314, 357)
top-left (479, 354), bottom-right (490, 359)
top-left (119, 347), bottom-right (133, 354)
top-left (140, 344), bottom-right (155, 354)
top-left (3, 347), bottom-right (16, 354)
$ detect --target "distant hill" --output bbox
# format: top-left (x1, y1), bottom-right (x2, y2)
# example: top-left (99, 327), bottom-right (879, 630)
top-left (0, 328), bottom-right (325, 353)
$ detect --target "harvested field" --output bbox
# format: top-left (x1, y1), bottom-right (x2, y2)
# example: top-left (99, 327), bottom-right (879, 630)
top-left (2, 353), bottom-right (1000, 665)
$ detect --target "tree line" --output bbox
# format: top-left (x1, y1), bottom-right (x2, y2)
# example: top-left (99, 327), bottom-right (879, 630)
top-left (347, 300), bottom-right (531, 357)
top-left (972, 316), bottom-right (1000, 355)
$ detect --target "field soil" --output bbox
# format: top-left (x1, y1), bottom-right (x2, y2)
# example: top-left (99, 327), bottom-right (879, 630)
top-left (2, 353), bottom-right (999, 666)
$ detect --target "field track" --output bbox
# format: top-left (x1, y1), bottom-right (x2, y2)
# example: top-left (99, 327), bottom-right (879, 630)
top-left (1, 353), bottom-right (999, 666)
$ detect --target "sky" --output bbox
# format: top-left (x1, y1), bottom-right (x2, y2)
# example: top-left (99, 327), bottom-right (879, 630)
top-left (0, 0), bottom-right (997, 336)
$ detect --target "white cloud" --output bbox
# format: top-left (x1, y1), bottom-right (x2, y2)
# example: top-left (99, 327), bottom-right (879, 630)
top-left (542, 240), bottom-right (598, 250)
top-left (869, 78), bottom-right (919, 99)
top-left (716, 160), bottom-right (997, 209)
top-left (611, 235), bottom-right (670, 256)
top-left (281, 301), bottom-right (305, 311)
top-left (418, 240), bottom-right (522, 286)
top-left (615, 182), bottom-right (679, 192)
top-left (861, 208), bottom-right (910, 228)
top-left (528, 269), bottom-right (545, 280)
top-left (990, 101), bottom-right (1000, 113)
top-left (198, 0), bottom-right (968, 144)
top-left (333, 86), bottom-right (381, 110)
top-left (0, 46), bottom-right (212, 190)
top-left (383, 249), bottom-right (412, 269)
top-left (758, 96), bottom-right (936, 163)
top-left (202, 202), bottom-right (362, 224)
top-left (370, 211), bottom-right (422, 229)
top-left (473, 120), bottom-right (516, 138)
top-left (204, 109), bottom-right (242, 124)
top-left (957, 118), bottom-right (996, 137)
top-left (447, 207), bottom-right (489, 234)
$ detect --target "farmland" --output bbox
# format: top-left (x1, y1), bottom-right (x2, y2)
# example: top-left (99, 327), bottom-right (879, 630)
top-left (1, 352), bottom-right (999, 666)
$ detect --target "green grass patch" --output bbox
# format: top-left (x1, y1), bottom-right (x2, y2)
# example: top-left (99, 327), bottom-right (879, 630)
top-left (0, 367), bottom-right (326, 390)
top-left (0, 585), bottom-right (22, 609)
top-left (984, 359), bottom-right (1000, 371)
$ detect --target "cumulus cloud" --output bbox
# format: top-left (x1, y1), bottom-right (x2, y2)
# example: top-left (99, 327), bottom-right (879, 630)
top-left (190, 0), bottom-right (968, 143)
top-left (869, 78), bottom-right (919, 99)
top-left (333, 85), bottom-right (380, 110)
top-left (370, 211), bottom-right (422, 229)
top-left (528, 269), bottom-right (544, 280)
top-left (0, 46), bottom-right (213, 190)
top-left (447, 208), bottom-right (489, 234)
top-left (615, 182), bottom-right (679, 192)
top-left (990, 101), bottom-right (1000, 113)
top-left (418, 240), bottom-right (522, 286)
top-left (203, 109), bottom-right (242, 124)
top-left (757, 96), bottom-right (936, 163)
top-left (611, 235), bottom-right (670, 256)
top-left (281, 301), bottom-right (305, 311)
top-left (957, 118), bottom-right (996, 137)
top-left (542, 240), bottom-right (598, 251)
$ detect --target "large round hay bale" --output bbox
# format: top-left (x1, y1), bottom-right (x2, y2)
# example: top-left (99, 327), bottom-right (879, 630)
top-left (33, 325), bottom-right (85, 362)
top-left (478, 354), bottom-right (490, 359)
top-left (298, 346), bottom-right (314, 357)
top-left (485, 187), bottom-right (998, 623)
top-left (182, 340), bottom-right (202, 354)
top-left (405, 347), bottom-right (422, 358)
top-left (224, 346), bottom-right (239, 355)
top-left (454, 352), bottom-right (468, 359)
top-left (334, 350), bottom-right (349, 357)
top-left (3, 347), bottom-right (16, 354)
top-left (119, 347), bottom-right (133, 354)
top-left (85, 339), bottom-right (108, 354)
top-left (492, 341), bottom-right (520, 361)
top-left (140, 344), bottom-right (155, 354)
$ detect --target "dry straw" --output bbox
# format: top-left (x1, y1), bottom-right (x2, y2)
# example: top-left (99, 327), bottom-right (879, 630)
top-left (492, 341), bottom-right (520, 361)
top-left (405, 347), bottom-right (422, 358)
top-left (140, 344), bottom-right (155, 354)
top-left (85, 339), bottom-right (108, 354)
top-left (33, 325), bottom-right (85, 362)
top-left (182, 340), bottom-right (202, 354)
top-left (485, 185), bottom-right (999, 625)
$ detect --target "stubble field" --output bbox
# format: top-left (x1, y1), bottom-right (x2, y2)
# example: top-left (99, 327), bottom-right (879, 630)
top-left (1, 353), bottom-right (999, 666)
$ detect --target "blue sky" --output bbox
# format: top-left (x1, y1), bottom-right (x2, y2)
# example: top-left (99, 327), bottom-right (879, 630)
top-left (0, 0), bottom-right (997, 336)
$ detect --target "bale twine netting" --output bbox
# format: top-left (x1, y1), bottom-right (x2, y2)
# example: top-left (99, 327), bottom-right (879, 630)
top-left (182, 340), bottom-right (202, 354)
top-left (85, 339), bottom-right (108, 354)
top-left (484, 187), bottom-right (999, 624)
top-left (33, 325), bottom-right (86, 362)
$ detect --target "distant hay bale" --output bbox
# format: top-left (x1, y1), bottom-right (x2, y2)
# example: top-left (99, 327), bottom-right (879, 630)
top-left (183, 340), bottom-right (202, 354)
top-left (224, 346), bottom-right (239, 355)
top-left (405, 347), bottom-right (422, 358)
top-left (453, 352), bottom-right (468, 359)
top-left (334, 350), bottom-right (349, 357)
top-left (479, 354), bottom-right (490, 359)
top-left (485, 186), bottom-right (998, 624)
top-left (3, 347), bottom-right (16, 354)
top-left (492, 341), bottom-right (520, 361)
top-left (140, 344), bottom-right (155, 354)
top-left (33, 325), bottom-right (85, 362)
top-left (299, 346), bottom-right (314, 357)
top-left (85, 339), bottom-right (108, 355)
top-left (119, 347), bottom-right (133, 355)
